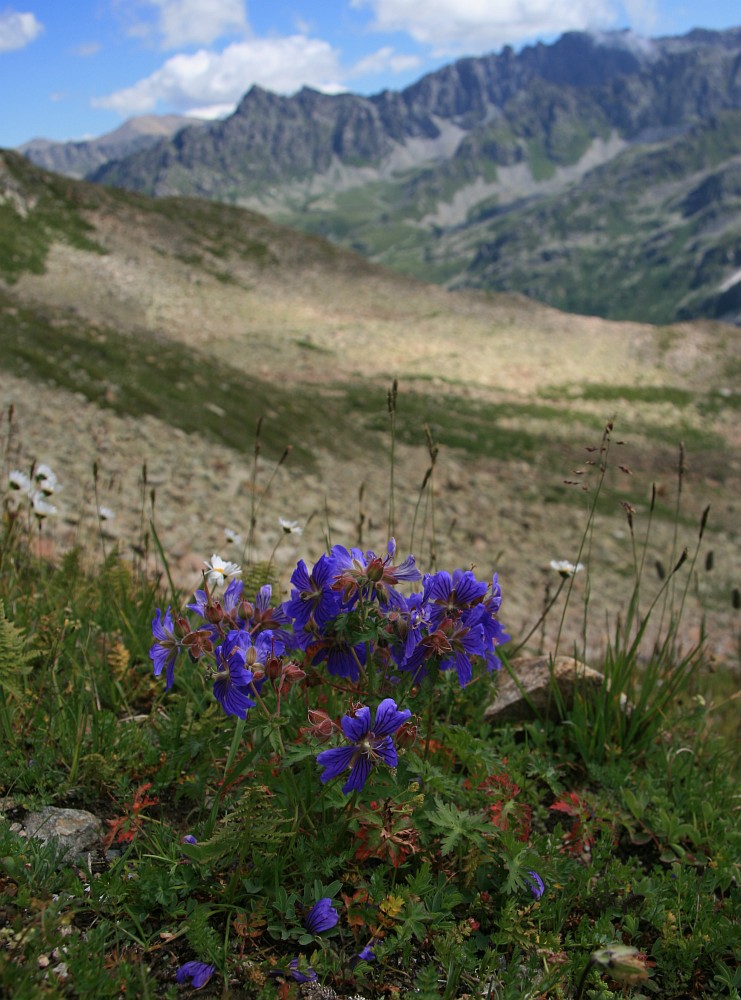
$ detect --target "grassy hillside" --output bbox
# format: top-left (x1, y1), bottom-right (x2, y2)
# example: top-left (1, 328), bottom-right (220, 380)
top-left (1, 149), bottom-right (739, 659)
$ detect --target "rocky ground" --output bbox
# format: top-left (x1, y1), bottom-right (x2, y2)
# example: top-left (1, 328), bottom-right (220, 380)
top-left (2, 364), bottom-right (738, 669)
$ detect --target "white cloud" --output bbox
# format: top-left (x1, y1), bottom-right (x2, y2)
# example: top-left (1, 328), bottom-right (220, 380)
top-left (0, 10), bottom-right (43, 52)
top-left (348, 45), bottom-right (422, 79)
top-left (128, 0), bottom-right (248, 49)
top-left (351, 0), bottom-right (618, 54)
top-left (93, 36), bottom-right (343, 117)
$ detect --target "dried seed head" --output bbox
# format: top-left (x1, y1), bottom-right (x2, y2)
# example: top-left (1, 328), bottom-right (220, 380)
top-left (699, 504), bottom-right (710, 539)
top-left (732, 587), bottom-right (740, 610)
top-left (705, 550), bottom-right (714, 572)
top-left (655, 559), bottom-right (666, 581)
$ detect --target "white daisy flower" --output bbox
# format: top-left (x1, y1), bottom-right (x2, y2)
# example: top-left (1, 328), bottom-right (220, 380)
top-left (8, 469), bottom-right (32, 493)
top-left (98, 507), bottom-right (115, 522)
top-left (224, 527), bottom-right (242, 546)
top-left (550, 559), bottom-right (585, 578)
top-left (32, 492), bottom-right (57, 520)
top-left (34, 464), bottom-right (60, 495)
top-left (279, 518), bottom-right (303, 536)
top-left (203, 554), bottom-right (242, 589)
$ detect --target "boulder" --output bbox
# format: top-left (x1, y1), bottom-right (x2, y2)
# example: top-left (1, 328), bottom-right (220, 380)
top-left (485, 655), bottom-right (606, 723)
top-left (15, 806), bottom-right (103, 863)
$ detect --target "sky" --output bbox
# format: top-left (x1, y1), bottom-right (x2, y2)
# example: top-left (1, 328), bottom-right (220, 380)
top-left (0, 0), bottom-right (739, 148)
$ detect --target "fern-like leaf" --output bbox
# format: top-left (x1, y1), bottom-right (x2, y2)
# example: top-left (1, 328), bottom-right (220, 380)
top-left (0, 599), bottom-right (34, 700)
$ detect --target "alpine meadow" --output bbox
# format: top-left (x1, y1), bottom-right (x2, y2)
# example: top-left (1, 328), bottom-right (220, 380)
top-left (1, 25), bottom-right (740, 1000)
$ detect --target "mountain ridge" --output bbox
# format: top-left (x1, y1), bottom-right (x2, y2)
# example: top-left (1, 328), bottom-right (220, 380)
top-left (18, 27), bottom-right (741, 325)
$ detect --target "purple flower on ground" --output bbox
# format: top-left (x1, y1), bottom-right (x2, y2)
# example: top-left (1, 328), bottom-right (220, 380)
top-left (526, 870), bottom-right (545, 899)
top-left (384, 589), bottom-right (429, 665)
top-left (288, 957), bottom-right (317, 982)
top-left (187, 577), bottom-right (242, 621)
top-left (357, 944), bottom-right (375, 962)
top-left (250, 584), bottom-right (292, 635)
top-left (331, 538), bottom-right (422, 606)
top-left (212, 631), bottom-right (256, 719)
top-left (424, 568), bottom-right (488, 626)
top-left (285, 554), bottom-right (341, 630)
top-left (150, 607), bottom-right (181, 690)
top-left (309, 626), bottom-right (367, 682)
top-left (478, 573), bottom-right (510, 671)
top-left (402, 614), bottom-right (486, 687)
top-left (304, 897), bottom-right (339, 934)
top-left (182, 834), bottom-right (197, 845)
top-left (316, 698), bottom-right (411, 794)
top-left (175, 961), bottom-right (215, 989)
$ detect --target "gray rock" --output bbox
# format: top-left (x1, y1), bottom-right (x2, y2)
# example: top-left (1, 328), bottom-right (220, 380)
top-left (485, 655), bottom-right (606, 723)
top-left (16, 807), bottom-right (103, 863)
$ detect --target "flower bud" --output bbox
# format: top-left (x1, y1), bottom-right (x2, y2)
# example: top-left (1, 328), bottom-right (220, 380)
top-left (307, 709), bottom-right (336, 742)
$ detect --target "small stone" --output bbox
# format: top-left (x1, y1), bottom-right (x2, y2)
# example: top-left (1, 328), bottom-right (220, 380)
top-left (21, 807), bottom-right (103, 863)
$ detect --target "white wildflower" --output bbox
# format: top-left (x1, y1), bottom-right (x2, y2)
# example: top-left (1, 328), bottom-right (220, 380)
top-left (8, 469), bottom-right (32, 493)
top-left (32, 492), bottom-right (57, 520)
top-left (203, 553), bottom-right (241, 589)
top-left (279, 518), bottom-right (303, 536)
top-left (224, 527), bottom-right (242, 546)
top-left (34, 463), bottom-right (60, 495)
top-left (550, 559), bottom-right (585, 578)
top-left (98, 507), bottom-right (115, 522)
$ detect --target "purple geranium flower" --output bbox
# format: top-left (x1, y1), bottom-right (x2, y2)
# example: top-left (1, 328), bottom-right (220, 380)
top-left (331, 538), bottom-right (422, 606)
top-left (384, 589), bottom-right (430, 665)
top-left (212, 631), bottom-right (256, 719)
top-left (285, 554), bottom-right (342, 630)
top-left (425, 567), bottom-right (488, 620)
top-left (316, 698), bottom-right (411, 794)
top-left (478, 573), bottom-right (510, 671)
top-left (526, 870), bottom-right (545, 899)
top-left (288, 957), bottom-right (317, 982)
top-left (402, 613), bottom-right (486, 687)
top-left (304, 897), bottom-right (339, 934)
top-left (150, 607), bottom-right (181, 690)
top-left (175, 961), bottom-right (216, 989)
top-left (249, 584), bottom-right (292, 635)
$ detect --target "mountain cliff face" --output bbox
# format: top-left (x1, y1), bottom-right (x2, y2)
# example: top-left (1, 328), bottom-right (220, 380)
top-left (82, 28), bottom-right (741, 324)
top-left (19, 115), bottom-right (203, 180)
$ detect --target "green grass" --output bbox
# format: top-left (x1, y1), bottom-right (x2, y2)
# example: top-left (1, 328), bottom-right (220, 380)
top-left (0, 293), bottom-right (330, 467)
top-left (0, 157), bottom-right (107, 283)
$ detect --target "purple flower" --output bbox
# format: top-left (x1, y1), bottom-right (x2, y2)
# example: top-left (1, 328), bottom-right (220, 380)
top-left (316, 698), bottom-right (411, 794)
top-left (285, 554), bottom-right (341, 630)
top-left (424, 569), bottom-right (488, 626)
top-left (526, 870), bottom-right (545, 899)
top-left (402, 614), bottom-right (486, 687)
top-left (304, 897), bottom-right (339, 934)
top-left (182, 834), bottom-right (197, 845)
top-left (288, 957), bottom-right (318, 982)
top-left (250, 584), bottom-right (291, 635)
top-left (357, 944), bottom-right (375, 962)
top-left (175, 961), bottom-right (216, 989)
top-left (478, 573), bottom-right (510, 671)
top-left (385, 589), bottom-right (430, 665)
top-left (212, 631), bottom-right (256, 719)
top-left (331, 539), bottom-right (422, 606)
top-left (150, 607), bottom-right (181, 690)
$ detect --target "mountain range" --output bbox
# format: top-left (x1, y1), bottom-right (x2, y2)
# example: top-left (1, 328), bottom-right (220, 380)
top-left (15, 27), bottom-right (741, 325)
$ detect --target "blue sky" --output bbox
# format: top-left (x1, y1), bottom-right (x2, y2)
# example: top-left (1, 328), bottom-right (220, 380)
top-left (1, 0), bottom-right (739, 148)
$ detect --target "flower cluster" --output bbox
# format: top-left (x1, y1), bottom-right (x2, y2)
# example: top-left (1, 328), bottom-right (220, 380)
top-left (150, 539), bottom-right (508, 795)
top-left (7, 462), bottom-right (61, 520)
